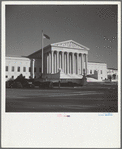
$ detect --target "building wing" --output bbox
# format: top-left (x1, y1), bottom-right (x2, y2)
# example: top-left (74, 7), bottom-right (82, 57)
top-left (27, 45), bottom-right (50, 59)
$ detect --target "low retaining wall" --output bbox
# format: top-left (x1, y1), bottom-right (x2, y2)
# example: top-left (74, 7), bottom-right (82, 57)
top-left (42, 72), bottom-right (60, 81)
top-left (42, 72), bottom-right (86, 85)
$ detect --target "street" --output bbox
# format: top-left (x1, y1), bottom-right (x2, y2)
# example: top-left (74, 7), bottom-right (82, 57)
top-left (6, 83), bottom-right (118, 112)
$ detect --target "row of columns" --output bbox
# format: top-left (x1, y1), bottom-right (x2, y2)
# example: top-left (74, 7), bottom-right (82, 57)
top-left (46, 51), bottom-right (88, 75)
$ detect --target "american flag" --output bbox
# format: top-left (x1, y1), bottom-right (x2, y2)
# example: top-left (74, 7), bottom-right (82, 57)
top-left (43, 34), bottom-right (50, 40)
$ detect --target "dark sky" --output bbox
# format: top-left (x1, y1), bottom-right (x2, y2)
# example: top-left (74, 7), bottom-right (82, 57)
top-left (6, 5), bottom-right (118, 68)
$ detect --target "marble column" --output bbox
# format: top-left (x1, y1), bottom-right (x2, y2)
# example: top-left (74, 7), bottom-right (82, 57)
top-left (74, 54), bottom-right (76, 74)
top-left (79, 54), bottom-right (81, 75)
top-left (31, 59), bottom-right (35, 78)
top-left (67, 52), bottom-right (69, 74)
top-left (47, 53), bottom-right (49, 74)
top-left (85, 54), bottom-right (88, 75)
top-left (65, 52), bottom-right (67, 74)
top-left (69, 53), bottom-right (70, 74)
top-left (55, 52), bottom-right (57, 73)
top-left (64, 53), bottom-right (65, 72)
top-left (51, 51), bottom-right (53, 74)
top-left (77, 53), bottom-right (79, 74)
top-left (80, 53), bottom-right (82, 75)
top-left (65, 53), bottom-right (67, 73)
top-left (59, 52), bottom-right (62, 69)
top-left (49, 52), bottom-right (51, 73)
top-left (81, 53), bottom-right (84, 75)
top-left (69, 53), bottom-right (72, 74)
top-left (57, 51), bottom-right (59, 73)
top-left (83, 54), bottom-right (86, 75)
top-left (64, 53), bottom-right (65, 73)
top-left (53, 52), bottom-right (55, 73)
top-left (62, 52), bottom-right (64, 72)
top-left (71, 53), bottom-right (72, 74)
top-left (72, 53), bottom-right (74, 74)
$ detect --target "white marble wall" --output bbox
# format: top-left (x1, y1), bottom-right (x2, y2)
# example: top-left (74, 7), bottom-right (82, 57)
top-left (87, 62), bottom-right (107, 81)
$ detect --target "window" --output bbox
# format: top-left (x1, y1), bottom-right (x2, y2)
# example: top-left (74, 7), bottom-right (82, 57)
top-left (29, 67), bottom-right (31, 72)
top-left (34, 67), bottom-right (36, 72)
top-left (6, 66), bottom-right (8, 71)
top-left (101, 70), bottom-right (102, 74)
top-left (6, 75), bottom-right (8, 78)
top-left (12, 66), bottom-right (14, 72)
top-left (23, 67), bottom-right (26, 72)
top-left (39, 67), bottom-right (41, 72)
top-left (12, 76), bottom-right (14, 79)
top-left (90, 70), bottom-right (92, 74)
top-left (18, 67), bottom-right (20, 72)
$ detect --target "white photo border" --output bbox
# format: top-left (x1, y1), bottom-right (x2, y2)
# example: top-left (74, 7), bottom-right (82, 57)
top-left (1, 1), bottom-right (121, 148)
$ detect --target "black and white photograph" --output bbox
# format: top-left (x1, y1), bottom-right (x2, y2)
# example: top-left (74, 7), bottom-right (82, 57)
top-left (5, 3), bottom-right (119, 112)
top-left (2, 1), bottom-right (121, 148)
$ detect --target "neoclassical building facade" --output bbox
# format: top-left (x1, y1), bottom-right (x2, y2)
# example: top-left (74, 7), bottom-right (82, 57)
top-left (28, 40), bottom-right (89, 79)
top-left (6, 40), bottom-right (108, 82)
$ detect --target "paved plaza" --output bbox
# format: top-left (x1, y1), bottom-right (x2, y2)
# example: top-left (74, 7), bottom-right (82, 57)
top-left (6, 82), bottom-right (118, 112)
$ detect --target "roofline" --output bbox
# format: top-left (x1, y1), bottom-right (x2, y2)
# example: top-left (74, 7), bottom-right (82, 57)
top-left (6, 55), bottom-right (26, 58)
top-left (6, 56), bottom-right (30, 60)
top-left (88, 61), bottom-right (106, 64)
top-left (27, 45), bottom-right (51, 57)
top-left (107, 68), bottom-right (118, 70)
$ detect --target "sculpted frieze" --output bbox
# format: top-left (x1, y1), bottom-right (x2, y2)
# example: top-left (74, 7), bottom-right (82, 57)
top-left (56, 41), bottom-right (83, 49)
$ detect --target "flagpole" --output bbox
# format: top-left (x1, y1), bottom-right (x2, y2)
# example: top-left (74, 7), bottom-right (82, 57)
top-left (42, 30), bottom-right (43, 74)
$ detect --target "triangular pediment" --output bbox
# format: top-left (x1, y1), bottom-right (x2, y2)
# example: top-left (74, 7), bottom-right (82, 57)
top-left (51, 40), bottom-right (89, 50)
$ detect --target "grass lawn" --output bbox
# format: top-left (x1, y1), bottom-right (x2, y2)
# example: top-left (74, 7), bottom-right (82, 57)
top-left (6, 82), bottom-right (118, 112)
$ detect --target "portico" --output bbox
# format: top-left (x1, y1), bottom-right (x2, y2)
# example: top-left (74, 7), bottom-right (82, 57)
top-left (46, 51), bottom-right (88, 75)
top-left (44, 40), bottom-right (89, 79)
top-left (28, 40), bottom-right (89, 80)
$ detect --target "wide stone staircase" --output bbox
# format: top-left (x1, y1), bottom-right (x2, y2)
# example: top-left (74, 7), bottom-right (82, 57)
top-left (60, 71), bottom-right (83, 79)
top-left (86, 77), bottom-right (101, 82)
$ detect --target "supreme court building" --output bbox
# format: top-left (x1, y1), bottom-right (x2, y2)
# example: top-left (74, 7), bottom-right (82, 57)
top-left (6, 40), bottom-right (108, 82)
